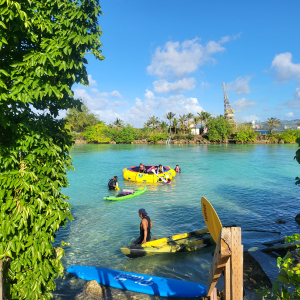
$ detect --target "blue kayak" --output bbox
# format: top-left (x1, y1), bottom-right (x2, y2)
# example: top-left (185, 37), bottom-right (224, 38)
top-left (67, 265), bottom-right (206, 298)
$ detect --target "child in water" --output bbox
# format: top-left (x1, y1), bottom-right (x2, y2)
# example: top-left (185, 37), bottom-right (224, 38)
top-left (175, 165), bottom-right (181, 172)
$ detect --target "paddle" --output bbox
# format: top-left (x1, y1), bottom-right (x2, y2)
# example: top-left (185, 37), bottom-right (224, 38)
top-left (115, 186), bottom-right (120, 191)
top-left (201, 197), bottom-right (222, 243)
top-left (151, 169), bottom-right (167, 183)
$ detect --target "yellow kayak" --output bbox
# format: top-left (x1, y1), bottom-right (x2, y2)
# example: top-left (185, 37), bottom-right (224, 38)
top-left (120, 228), bottom-right (215, 258)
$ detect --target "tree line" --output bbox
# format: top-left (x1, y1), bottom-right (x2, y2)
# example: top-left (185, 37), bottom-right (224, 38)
top-left (65, 103), bottom-right (300, 143)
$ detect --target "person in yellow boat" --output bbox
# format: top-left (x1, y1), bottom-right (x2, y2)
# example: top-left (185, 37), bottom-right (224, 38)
top-left (133, 208), bottom-right (153, 244)
top-left (156, 164), bottom-right (164, 174)
top-left (139, 163), bottom-right (147, 173)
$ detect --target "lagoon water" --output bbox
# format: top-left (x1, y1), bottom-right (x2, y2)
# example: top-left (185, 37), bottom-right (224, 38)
top-left (54, 144), bottom-right (300, 299)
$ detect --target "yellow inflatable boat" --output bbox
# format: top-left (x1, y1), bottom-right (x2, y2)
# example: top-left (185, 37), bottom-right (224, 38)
top-left (123, 165), bottom-right (176, 183)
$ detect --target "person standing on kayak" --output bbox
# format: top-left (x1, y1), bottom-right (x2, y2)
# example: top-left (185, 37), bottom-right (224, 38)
top-left (133, 208), bottom-right (153, 244)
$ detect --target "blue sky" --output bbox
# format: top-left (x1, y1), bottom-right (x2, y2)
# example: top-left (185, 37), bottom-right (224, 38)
top-left (72, 0), bottom-right (300, 126)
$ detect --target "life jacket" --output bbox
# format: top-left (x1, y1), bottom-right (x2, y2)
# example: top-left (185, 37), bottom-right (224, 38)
top-left (108, 179), bottom-right (114, 187)
top-left (140, 216), bottom-right (151, 241)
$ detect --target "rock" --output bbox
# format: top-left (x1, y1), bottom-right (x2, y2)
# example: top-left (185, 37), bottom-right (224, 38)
top-left (110, 141), bottom-right (116, 144)
top-left (85, 280), bottom-right (103, 297)
top-left (243, 251), bottom-right (272, 290)
top-left (276, 219), bottom-right (286, 224)
top-left (279, 140), bottom-right (285, 144)
top-left (295, 213), bottom-right (300, 225)
top-left (74, 139), bottom-right (87, 144)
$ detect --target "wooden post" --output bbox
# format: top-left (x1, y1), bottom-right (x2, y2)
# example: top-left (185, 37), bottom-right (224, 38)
top-left (206, 228), bottom-right (231, 297)
top-left (230, 227), bottom-right (243, 300)
top-left (210, 287), bottom-right (218, 300)
top-left (206, 227), bottom-right (243, 300)
top-left (224, 257), bottom-right (231, 300)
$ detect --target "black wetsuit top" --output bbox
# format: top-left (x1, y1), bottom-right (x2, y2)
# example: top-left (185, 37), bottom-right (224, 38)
top-left (140, 216), bottom-right (151, 241)
top-left (108, 179), bottom-right (116, 190)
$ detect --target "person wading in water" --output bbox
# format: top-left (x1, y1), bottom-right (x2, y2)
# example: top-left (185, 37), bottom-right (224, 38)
top-left (133, 208), bottom-right (153, 245)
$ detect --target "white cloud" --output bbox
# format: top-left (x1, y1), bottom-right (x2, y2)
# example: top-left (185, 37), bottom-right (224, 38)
top-left (240, 114), bottom-right (260, 122)
top-left (283, 87), bottom-right (300, 109)
top-left (200, 81), bottom-right (210, 90)
top-left (74, 88), bottom-right (108, 110)
top-left (145, 89), bottom-right (155, 99)
top-left (270, 52), bottom-right (300, 82)
top-left (153, 78), bottom-right (196, 94)
top-left (73, 88), bottom-right (124, 111)
top-left (158, 94), bottom-right (203, 116)
top-left (232, 98), bottom-right (257, 112)
top-left (111, 90), bottom-right (122, 98)
top-left (286, 112), bottom-right (294, 118)
top-left (109, 100), bottom-right (129, 107)
top-left (218, 33), bottom-right (242, 44)
top-left (73, 85), bottom-right (205, 126)
top-left (226, 76), bottom-right (251, 94)
top-left (88, 74), bottom-right (97, 86)
top-left (295, 87), bottom-right (300, 98)
top-left (263, 107), bottom-right (271, 112)
top-left (147, 37), bottom-right (227, 78)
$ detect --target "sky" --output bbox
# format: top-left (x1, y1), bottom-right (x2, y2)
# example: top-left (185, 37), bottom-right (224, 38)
top-left (71, 0), bottom-right (300, 127)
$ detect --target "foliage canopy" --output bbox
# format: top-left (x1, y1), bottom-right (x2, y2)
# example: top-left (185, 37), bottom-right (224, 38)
top-left (65, 102), bottom-right (101, 132)
top-left (0, 0), bottom-right (104, 298)
top-left (205, 116), bottom-right (234, 141)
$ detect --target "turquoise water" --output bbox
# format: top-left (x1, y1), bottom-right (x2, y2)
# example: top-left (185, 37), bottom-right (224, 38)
top-left (54, 144), bottom-right (300, 299)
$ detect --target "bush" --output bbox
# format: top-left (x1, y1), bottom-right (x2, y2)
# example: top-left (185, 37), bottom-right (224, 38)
top-left (235, 123), bottom-right (256, 142)
top-left (148, 132), bottom-right (169, 143)
top-left (110, 125), bottom-right (135, 143)
top-left (172, 134), bottom-right (186, 140)
top-left (274, 129), bottom-right (300, 143)
top-left (83, 124), bottom-right (111, 143)
top-left (256, 234), bottom-right (300, 299)
top-left (186, 133), bottom-right (195, 140)
top-left (206, 116), bottom-right (234, 141)
top-left (133, 128), bottom-right (148, 140)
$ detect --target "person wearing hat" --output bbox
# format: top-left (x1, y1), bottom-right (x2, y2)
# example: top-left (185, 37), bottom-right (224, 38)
top-left (108, 176), bottom-right (118, 190)
top-left (133, 208), bottom-right (153, 245)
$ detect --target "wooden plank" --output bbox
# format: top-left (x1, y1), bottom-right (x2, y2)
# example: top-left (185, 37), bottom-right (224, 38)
top-left (230, 227), bottom-right (243, 300)
top-left (206, 228), bottom-right (231, 296)
top-left (210, 287), bottom-right (218, 300)
top-left (224, 256), bottom-right (231, 300)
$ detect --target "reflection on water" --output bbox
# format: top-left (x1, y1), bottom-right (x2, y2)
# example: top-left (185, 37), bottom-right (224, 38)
top-left (54, 144), bottom-right (300, 299)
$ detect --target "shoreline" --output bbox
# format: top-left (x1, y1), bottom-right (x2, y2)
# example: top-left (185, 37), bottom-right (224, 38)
top-left (74, 138), bottom-right (297, 145)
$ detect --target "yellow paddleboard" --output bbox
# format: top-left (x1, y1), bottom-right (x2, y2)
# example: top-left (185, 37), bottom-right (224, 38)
top-left (201, 197), bottom-right (223, 243)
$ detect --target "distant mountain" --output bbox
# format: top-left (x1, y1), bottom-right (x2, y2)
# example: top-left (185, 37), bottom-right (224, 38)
top-left (260, 119), bottom-right (300, 131)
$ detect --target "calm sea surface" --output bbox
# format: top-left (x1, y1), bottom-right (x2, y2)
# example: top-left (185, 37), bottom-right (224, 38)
top-left (54, 144), bottom-right (300, 299)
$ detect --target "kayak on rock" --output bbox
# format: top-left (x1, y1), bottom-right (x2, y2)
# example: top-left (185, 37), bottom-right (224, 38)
top-left (67, 265), bottom-right (207, 298)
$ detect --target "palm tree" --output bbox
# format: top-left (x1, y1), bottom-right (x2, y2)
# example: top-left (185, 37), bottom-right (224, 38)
top-left (113, 118), bottom-right (124, 130)
top-left (166, 112), bottom-right (176, 135)
top-left (159, 121), bottom-right (168, 133)
top-left (202, 111), bottom-right (211, 124)
top-left (198, 111), bottom-right (205, 128)
top-left (147, 116), bottom-right (160, 129)
top-left (264, 117), bottom-right (281, 134)
top-left (192, 116), bottom-right (200, 134)
top-left (179, 114), bottom-right (187, 134)
top-left (186, 113), bottom-right (194, 131)
top-left (173, 118), bottom-right (178, 134)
